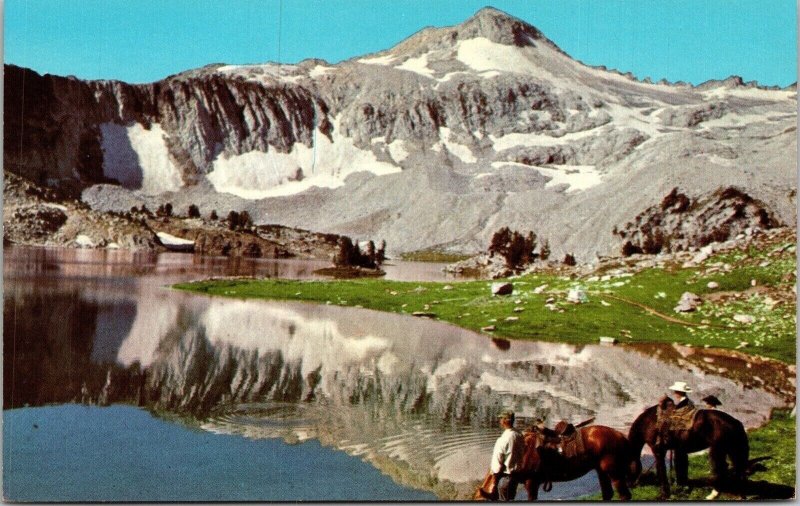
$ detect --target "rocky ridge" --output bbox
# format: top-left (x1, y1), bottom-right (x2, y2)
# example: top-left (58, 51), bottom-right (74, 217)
top-left (5, 7), bottom-right (796, 259)
top-left (3, 171), bottom-right (342, 259)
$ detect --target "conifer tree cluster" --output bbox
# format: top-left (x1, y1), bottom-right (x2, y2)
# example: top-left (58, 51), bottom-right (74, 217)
top-left (333, 237), bottom-right (386, 269)
top-left (226, 210), bottom-right (253, 231)
top-left (489, 227), bottom-right (548, 269)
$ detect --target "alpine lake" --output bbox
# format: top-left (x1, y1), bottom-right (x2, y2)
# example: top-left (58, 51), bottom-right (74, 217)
top-left (3, 246), bottom-right (794, 501)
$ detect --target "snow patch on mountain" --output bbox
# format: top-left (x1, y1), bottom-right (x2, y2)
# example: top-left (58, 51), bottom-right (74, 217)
top-left (396, 53), bottom-right (436, 79)
top-left (100, 122), bottom-right (183, 195)
top-left (491, 161), bottom-right (602, 193)
top-left (359, 54), bottom-right (397, 65)
top-left (438, 127), bottom-right (477, 163)
top-left (207, 116), bottom-right (401, 199)
top-left (309, 64), bottom-right (334, 78)
top-left (702, 87), bottom-right (797, 102)
top-left (387, 139), bottom-right (410, 162)
top-left (457, 37), bottom-right (531, 74)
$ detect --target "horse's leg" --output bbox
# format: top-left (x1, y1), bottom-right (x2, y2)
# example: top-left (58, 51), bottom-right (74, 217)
top-left (611, 476), bottom-right (632, 501)
top-left (597, 469), bottom-right (614, 501)
top-left (729, 440), bottom-right (749, 499)
top-left (708, 444), bottom-right (729, 495)
top-left (603, 454), bottom-right (632, 501)
top-left (524, 478), bottom-right (539, 501)
top-left (654, 448), bottom-right (671, 499)
top-left (674, 449), bottom-right (689, 487)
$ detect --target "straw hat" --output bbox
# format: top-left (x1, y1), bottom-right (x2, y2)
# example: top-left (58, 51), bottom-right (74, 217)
top-left (668, 381), bottom-right (692, 393)
top-left (497, 410), bottom-right (515, 423)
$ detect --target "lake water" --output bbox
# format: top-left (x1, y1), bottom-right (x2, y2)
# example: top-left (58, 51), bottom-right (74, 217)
top-left (3, 246), bottom-right (794, 501)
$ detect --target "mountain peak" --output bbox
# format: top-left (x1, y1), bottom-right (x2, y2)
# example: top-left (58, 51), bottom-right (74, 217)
top-left (458, 6), bottom-right (545, 46)
top-left (388, 6), bottom-right (549, 58)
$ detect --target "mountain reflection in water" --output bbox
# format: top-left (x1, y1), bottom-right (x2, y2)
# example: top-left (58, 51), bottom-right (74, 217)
top-left (3, 246), bottom-right (793, 498)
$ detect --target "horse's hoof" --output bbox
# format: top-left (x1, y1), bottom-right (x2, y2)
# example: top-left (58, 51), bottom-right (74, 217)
top-left (705, 489), bottom-right (720, 500)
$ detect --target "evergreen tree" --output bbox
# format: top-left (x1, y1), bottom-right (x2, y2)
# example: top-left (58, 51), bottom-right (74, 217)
top-left (539, 239), bottom-right (551, 261)
top-left (227, 211), bottom-right (240, 231)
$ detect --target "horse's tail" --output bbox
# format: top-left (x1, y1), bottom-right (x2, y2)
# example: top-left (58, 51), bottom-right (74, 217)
top-left (626, 411), bottom-right (650, 485)
top-left (629, 446), bottom-right (642, 483)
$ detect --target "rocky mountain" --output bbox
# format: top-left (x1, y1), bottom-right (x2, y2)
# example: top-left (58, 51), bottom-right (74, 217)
top-left (4, 7), bottom-right (796, 259)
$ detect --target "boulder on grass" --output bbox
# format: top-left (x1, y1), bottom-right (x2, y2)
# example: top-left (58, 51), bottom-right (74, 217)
top-left (674, 292), bottom-right (702, 313)
top-left (491, 282), bottom-right (513, 296)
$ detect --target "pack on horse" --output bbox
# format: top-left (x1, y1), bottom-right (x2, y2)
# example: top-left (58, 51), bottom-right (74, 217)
top-left (475, 419), bottom-right (641, 501)
top-left (628, 396), bottom-right (750, 499)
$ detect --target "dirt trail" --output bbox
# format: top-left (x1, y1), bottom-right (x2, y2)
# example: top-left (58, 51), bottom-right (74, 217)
top-left (602, 293), bottom-right (731, 329)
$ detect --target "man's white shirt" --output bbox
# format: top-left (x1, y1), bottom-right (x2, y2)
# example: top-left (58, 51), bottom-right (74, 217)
top-left (490, 428), bottom-right (525, 474)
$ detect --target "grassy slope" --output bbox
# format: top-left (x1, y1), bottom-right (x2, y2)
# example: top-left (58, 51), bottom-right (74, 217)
top-left (175, 241), bottom-right (796, 363)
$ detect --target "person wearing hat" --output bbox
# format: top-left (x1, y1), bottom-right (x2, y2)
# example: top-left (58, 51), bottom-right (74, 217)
top-left (702, 395), bottom-right (722, 409)
top-left (489, 410), bottom-right (525, 501)
top-left (668, 381), bottom-right (695, 411)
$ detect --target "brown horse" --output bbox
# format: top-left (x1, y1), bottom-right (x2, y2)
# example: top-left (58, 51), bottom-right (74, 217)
top-left (475, 425), bottom-right (641, 501)
top-left (628, 398), bottom-right (749, 499)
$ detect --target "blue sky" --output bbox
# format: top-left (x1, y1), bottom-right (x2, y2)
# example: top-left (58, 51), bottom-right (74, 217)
top-left (4, 0), bottom-right (797, 86)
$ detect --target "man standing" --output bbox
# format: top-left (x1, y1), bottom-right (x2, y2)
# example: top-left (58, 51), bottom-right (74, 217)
top-left (490, 410), bottom-right (526, 501)
top-left (668, 381), bottom-right (695, 411)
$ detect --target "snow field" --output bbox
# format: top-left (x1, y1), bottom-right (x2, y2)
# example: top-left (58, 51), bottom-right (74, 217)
top-left (207, 116), bottom-right (401, 199)
top-left (100, 122), bottom-right (184, 195)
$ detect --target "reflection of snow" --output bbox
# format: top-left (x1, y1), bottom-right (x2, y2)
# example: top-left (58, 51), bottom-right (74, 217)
top-left (114, 296), bottom-right (788, 487)
top-left (116, 294), bottom-right (179, 367)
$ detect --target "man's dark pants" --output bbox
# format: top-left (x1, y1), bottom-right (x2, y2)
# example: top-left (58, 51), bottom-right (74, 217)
top-left (495, 473), bottom-right (519, 501)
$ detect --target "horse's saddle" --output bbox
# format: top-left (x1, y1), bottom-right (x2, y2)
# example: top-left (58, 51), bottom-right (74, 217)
top-left (529, 420), bottom-right (586, 461)
top-left (657, 404), bottom-right (699, 434)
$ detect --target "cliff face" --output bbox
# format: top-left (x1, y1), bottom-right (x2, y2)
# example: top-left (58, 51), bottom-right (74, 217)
top-left (5, 7), bottom-right (797, 258)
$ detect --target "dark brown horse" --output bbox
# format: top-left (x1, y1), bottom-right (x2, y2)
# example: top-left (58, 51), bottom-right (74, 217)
top-left (475, 425), bottom-right (641, 501)
top-left (628, 398), bottom-right (749, 499)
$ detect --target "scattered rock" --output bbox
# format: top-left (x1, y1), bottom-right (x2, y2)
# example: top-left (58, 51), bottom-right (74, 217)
top-left (599, 336), bottom-right (618, 344)
top-left (513, 307), bottom-right (524, 313)
top-left (707, 281), bottom-right (719, 289)
top-left (491, 282), bottom-right (514, 296)
top-left (505, 316), bottom-right (519, 322)
top-left (442, 285), bottom-right (454, 291)
top-left (532, 284), bottom-right (548, 294)
top-left (412, 311), bottom-right (436, 318)
top-left (750, 279), bottom-right (758, 287)
top-left (566, 287), bottom-right (588, 304)
top-left (600, 300), bottom-right (611, 307)
top-left (674, 292), bottom-right (701, 312)
top-left (733, 314), bottom-right (755, 324)
top-left (481, 325), bottom-right (496, 332)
